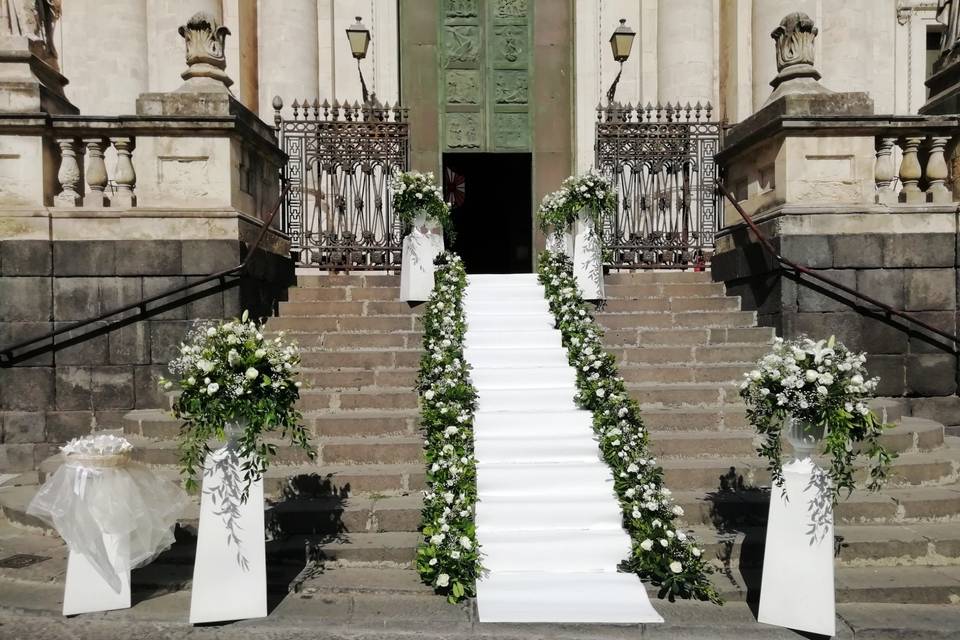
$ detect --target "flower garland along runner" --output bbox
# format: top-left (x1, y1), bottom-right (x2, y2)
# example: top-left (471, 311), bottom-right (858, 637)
top-left (415, 253), bottom-right (483, 603)
top-left (538, 251), bottom-right (721, 604)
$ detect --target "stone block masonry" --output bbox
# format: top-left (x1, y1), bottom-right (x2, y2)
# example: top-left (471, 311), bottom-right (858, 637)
top-left (0, 231), bottom-right (293, 474)
top-left (713, 214), bottom-right (960, 419)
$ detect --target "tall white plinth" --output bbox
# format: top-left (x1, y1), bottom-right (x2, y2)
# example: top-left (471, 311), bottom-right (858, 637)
top-left (572, 213), bottom-right (604, 300)
top-left (62, 533), bottom-right (131, 616)
top-left (758, 458), bottom-right (836, 637)
top-left (189, 444), bottom-right (267, 625)
top-left (400, 216), bottom-right (445, 302)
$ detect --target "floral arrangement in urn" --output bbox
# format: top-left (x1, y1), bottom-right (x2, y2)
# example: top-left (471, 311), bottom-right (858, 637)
top-left (739, 335), bottom-right (895, 504)
top-left (390, 169), bottom-right (452, 234)
top-left (536, 168), bottom-right (616, 237)
top-left (160, 311), bottom-right (314, 501)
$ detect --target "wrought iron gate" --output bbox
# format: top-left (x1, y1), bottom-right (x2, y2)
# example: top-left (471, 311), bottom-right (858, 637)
top-left (276, 98), bottom-right (410, 269)
top-left (595, 102), bottom-right (721, 269)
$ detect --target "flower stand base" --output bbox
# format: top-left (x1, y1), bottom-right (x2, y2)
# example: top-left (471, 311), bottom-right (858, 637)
top-left (758, 457), bottom-right (836, 637)
top-left (62, 534), bottom-right (131, 616)
top-left (572, 214), bottom-right (604, 300)
top-left (189, 443), bottom-right (267, 625)
top-left (400, 216), bottom-right (445, 302)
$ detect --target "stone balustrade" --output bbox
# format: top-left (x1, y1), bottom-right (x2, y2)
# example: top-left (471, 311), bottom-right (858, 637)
top-left (52, 136), bottom-right (137, 208)
top-left (875, 131), bottom-right (956, 205)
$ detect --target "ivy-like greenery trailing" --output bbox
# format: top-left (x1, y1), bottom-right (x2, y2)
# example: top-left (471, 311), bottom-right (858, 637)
top-left (160, 311), bottom-right (314, 502)
top-left (538, 251), bottom-right (721, 604)
top-left (391, 169), bottom-right (453, 235)
top-left (739, 335), bottom-right (895, 504)
top-left (536, 168), bottom-right (616, 238)
top-left (415, 252), bottom-right (483, 603)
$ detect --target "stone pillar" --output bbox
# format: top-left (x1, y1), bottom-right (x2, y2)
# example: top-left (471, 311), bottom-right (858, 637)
top-left (657, 0), bottom-right (714, 107)
top-left (147, 0), bottom-right (223, 94)
top-left (751, 0), bottom-right (817, 112)
top-left (258, 0), bottom-right (320, 118)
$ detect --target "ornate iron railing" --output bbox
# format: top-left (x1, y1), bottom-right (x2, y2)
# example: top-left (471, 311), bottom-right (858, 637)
top-left (274, 98), bottom-right (410, 270)
top-left (595, 102), bottom-right (722, 269)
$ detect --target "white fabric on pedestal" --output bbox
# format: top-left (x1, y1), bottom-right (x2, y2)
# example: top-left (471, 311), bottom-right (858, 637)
top-left (758, 458), bottom-right (836, 637)
top-left (571, 212), bottom-right (604, 300)
top-left (399, 214), bottom-right (445, 301)
top-left (464, 273), bottom-right (661, 624)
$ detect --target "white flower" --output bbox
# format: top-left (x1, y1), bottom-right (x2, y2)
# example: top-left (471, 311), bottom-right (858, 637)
top-left (436, 573), bottom-right (450, 587)
top-left (430, 534), bottom-right (444, 545)
top-left (197, 359), bottom-right (215, 374)
top-left (443, 492), bottom-right (455, 503)
top-left (206, 327), bottom-right (217, 337)
top-left (428, 558), bottom-right (437, 566)
top-left (595, 388), bottom-right (606, 398)
top-left (451, 550), bottom-right (461, 559)
top-left (186, 376), bottom-right (196, 386)
top-left (640, 539), bottom-right (654, 551)
top-left (255, 348), bottom-right (266, 359)
top-left (460, 536), bottom-right (473, 550)
top-left (424, 389), bottom-right (435, 400)
top-left (245, 367), bottom-right (259, 380)
top-left (692, 547), bottom-right (702, 557)
top-left (805, 370), bottom-right (819, 382)
top-left (440, 523), bottom-right (450, 533)
top-left (671, 505), bottom-right (684, 516)
top-left (670, 561), bottom-right (683, 574)
top-left (206, 382), bottom-right (219, 394)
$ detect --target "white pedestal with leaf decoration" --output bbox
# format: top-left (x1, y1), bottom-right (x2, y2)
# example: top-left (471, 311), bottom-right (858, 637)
top-left (400, 213), bottom-right (445, 302)
top-left (63, 535), bottom-right (131, 615)
top-left (572, 210), bottom-right (604, 300)
top-left (189, 431), bottom-right (267, 625)
top-left (758, 421), bottom-right (835, 637)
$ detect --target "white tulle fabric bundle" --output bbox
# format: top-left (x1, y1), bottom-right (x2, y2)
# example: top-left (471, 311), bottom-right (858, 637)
top-left (27, 434), bottom-right (189, 589)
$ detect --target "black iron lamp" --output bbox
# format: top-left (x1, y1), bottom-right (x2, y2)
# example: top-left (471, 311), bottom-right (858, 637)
top-left (606, 18), bottom-right (636, 103)
top-left (346, 16), bottom-right (372, 103)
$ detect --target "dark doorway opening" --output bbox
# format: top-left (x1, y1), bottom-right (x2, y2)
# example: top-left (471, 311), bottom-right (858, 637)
top-left (443, 153), bottom-right (532, 273)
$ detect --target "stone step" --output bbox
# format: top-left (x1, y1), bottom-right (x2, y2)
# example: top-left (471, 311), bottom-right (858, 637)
top-left (299, 388), bottom-right (419, 411)
top-left (603, 326), bottom-right (777, 348)
top-left (640, 406), bottom-right (751, 431)
top-left (278, 301), bottom-right (424, 317)
top-left (620, 364), bottom-right (752, 384)
top-left (267, 494), bottom-right (423, 536)
top-left (674, 484), bottom-right (960, 527)
top-left (300, 349), bottom-right (421, 369)
top-left (628, 382), bottom-right (743, 407)
top-left (660, 444), bottom-right (960, 492)
top-left (608, 344), bottom-right (771, 365)
top-left (600, 296), bottom-right (740, 313)
top-left (315, 332), bottom-right (423, 350)
top-left (605, 271), bottom-right (713, 284)
top-left (267, 315), bottom-right (421, 332)
top-left (288, 286), bottom-right (400, 302)
top-left (298, 367), bottom-right (418, 390)
top-left (689, 521), bottom-right (960, 569)
top-left (597, 310), bottom-right (757, 330)
top-left (295, 274), bottom-right (400, 288)
top-left (603, 282), bottom-right (727, 299)
top-left (306, 531), bottom-right (420, 567)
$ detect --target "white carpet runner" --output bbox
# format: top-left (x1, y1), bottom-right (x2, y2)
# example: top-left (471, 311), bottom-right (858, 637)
top-left (464, 273), bottom-right (663, 624)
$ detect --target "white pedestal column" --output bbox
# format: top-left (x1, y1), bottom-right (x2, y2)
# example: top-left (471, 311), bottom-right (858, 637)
top-left (62, 534), bottom-right (131, 616)
top-left (189, 440), bottom-right (267, 625)
top-left (400, 215), bottom-right (445, 302)
top-left (259, 0), bottom-right (320, 118)
top-left (758, 457), bottom-right (836, 637)
top-left (572, 212), bottom-right (604, 301)
top-left (657, 0), bottom-right (714, 107)
top-left (147, 0), bottom-right (224, 94)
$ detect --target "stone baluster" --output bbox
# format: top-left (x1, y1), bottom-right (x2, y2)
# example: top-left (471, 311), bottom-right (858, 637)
top-left (899, 137), bottom-right (924, 205)
top-left (925, 136), bottom-right (952, 204)
top-left (83, 138), bottom-right (109, 207)
top-left (111, 137), bottom-right (137, 207)
top-left (54, 138), bottom-right (83, 207)
top-left (874, 137), bottom-right (898, 205)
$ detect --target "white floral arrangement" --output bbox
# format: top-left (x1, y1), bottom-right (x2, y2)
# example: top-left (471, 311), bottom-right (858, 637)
top-left (739, 335), bottom-right (895, 503)
top-left (61, 434), bottom-right (133, 457)
top-left (538, 251), bottom-right (719, 604)
top-left (160, 311), bottom-right (314, 501)
top-left (414, 253), bottom-right (482, 603)
top-left (536, 168), bottom-right (615, 235)
top-left (390, 169), bottom-right (452, 232)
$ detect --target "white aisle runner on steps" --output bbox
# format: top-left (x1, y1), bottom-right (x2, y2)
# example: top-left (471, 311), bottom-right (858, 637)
top-left (463, 273), bottom-right (663, 624)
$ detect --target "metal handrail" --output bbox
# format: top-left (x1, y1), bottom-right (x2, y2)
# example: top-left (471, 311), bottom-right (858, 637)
top-left (715, 180), bottom-right (960, 347)
top-left (0, 185), bottom-right (290, 366)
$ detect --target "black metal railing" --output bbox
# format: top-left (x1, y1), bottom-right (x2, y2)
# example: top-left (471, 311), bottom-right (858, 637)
top-left (596, 102), bottom-right (721, 269)
top-left (0, 185), bottom-right (290, 366)
top-left (716, 180), bottom-right (959, 346)
top-left (274, 97), bottom-right (409, 270)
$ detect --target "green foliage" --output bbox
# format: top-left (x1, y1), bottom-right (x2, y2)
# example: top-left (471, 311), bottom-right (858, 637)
top-left (536, 168), bottom-right (616, 237)
top-left (390, 169), bottom-right (453, 236)
top-left (159, 311), bottom-right (314, 502)
top-left (415, 253), bottom-right (483, 603)
top-left (538, 251), bottom-right (721, 605)
top-left (739, 335), bottom-right (896, 504)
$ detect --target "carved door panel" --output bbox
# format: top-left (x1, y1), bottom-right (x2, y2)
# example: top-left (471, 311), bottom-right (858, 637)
top-left (440, 0), bottom-right (532, 152)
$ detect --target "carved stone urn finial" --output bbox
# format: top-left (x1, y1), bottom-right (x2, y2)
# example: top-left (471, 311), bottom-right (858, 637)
top-left (177, 11), bottom-right (233, 91)
top-left (762, 11), bottom-right (832, 106)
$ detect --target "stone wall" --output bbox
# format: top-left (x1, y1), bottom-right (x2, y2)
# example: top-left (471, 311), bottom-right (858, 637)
top-left (0, 223), bottom-right (293, 475)
top-left (713, 210), bottom-right (960, 425)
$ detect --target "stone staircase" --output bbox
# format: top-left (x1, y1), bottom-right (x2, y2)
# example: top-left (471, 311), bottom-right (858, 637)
top-left (598, 271), bottom-right (960, 604)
